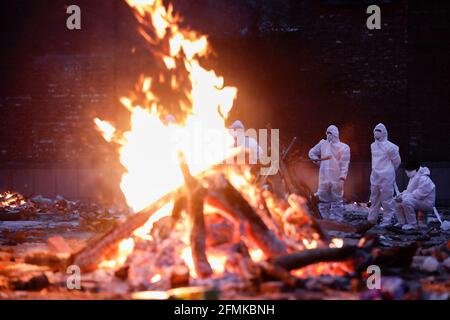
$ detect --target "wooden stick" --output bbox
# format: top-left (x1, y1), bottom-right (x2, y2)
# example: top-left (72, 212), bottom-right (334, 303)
top-left (259, 261), bottom-right (297, 287)
top-left (271, 243), bottom-right (413, 274)
top-left (230, 241), bottom-right (260, 281)
top-left (255, 190), bottom-right (284, 237)
top-left (278, 158), bottom-right (299, 195)
top-left (288, 194), bottom-right (328, 242)
top-left (205, 174), bottom-right (288, 258)
top-left (70, 150), bottom-right (247, 272)
top-left (271, 246), bottom-right (360, 271)
top-left (172, 195), bottom-right (186, 221)
top-left (70, 190), bottom-right (178, 272)
top-left (294, 179), bottom-right (322, 219)
top-left (178, 152), bottom-right (212, 278)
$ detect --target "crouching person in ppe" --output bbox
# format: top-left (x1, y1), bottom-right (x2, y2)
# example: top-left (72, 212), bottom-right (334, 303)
top-left (308, 125), bottom-right (350, 221)
top-left (394, 160), bottom-right (436, 231)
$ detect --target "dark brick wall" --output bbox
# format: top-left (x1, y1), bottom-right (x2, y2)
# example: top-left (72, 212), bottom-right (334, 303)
top-left (30, 54), bottom-right (115, 162)
top-left (407, 1), bottom-right (450, 161)
top-left (199, 0), bottom-right (409, 161)
top-left (0, 0), bottom-right (449, 166)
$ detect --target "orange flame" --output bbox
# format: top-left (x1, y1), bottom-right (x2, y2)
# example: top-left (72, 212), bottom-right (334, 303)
top-left (0, 191), bottom-right (27, 208)
top-left (95, 0), bottom-right (237, 213)
top-left (94, 118), bottom-right (116, 142)
top-left (99, 237), bottom-right (135, 269)
top-left (133, 201), bottom-right (174, 240)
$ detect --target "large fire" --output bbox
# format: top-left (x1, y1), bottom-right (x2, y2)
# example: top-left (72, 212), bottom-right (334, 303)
top-left (92, 0), bottom-right (348, 282)
top-left (95, 0), bottom-right (237, 213)
top-left (93, 0), bottom-right (240, 275)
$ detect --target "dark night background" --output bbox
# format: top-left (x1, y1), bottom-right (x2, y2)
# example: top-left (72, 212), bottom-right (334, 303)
top-left (0, 0), bottom-right (449, 204)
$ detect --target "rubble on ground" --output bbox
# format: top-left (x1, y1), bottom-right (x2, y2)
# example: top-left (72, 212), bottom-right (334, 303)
top-left (0, 190), bottom-right (449, 300)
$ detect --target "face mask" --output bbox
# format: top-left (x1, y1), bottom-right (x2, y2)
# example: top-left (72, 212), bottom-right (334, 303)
top-left (406, 170), bottom-right (417, 178)
top-left (374, 130), bottom-right (383, 140)
top-left (326, 132), bottom-right (333, 142)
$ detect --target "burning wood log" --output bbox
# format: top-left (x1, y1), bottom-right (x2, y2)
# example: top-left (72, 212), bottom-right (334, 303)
top-left (253, 191), bottom-right (285, 240)
top-left (253, 191), bottom-right (307, 253)
top-left (226, 241), bottom-right (260, 281)
top-left (205, 174), bottom-right (288, 258)
top-left (69, 190), bottom-right (178, 272)
top-left (271, 246), bottom-right (361, 271)
top-left (287, 194), bottom-right (328, 243)
top-left (317, 220), bottom-right (374, 235)
top-left (259, 261), bottom-right (297, 287)
top-left (369, 243), bottom-right (418, 270)
top-left (47, 236), bottom-right (72, 255)
top-left (260, 189), bottom-right (288, 231)
top-left (294, 179), bottom-right (321, 219)
top-left (170, 264), bottom-right (190, 288)
top-left (172, 196), bottom-right (186, 221)
top-left (255, 134), bottom-right (320, 218)
top-left (271, 241), bottom-right (418, 275)
top-left (69, 150), bottom-right (247, 272)
top-left (10, 273), bottom-right (50, 292)
top-left (205, 215), bottom-right (234, 246)
top-left (24, 251), bottom-right (68, 270)
top-left (279, 158), bottom-right (299, 195)
top-left (177, 152), bottom-right (212, 278)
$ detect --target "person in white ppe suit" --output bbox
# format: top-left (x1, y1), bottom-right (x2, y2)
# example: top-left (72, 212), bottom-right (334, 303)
top-left (367, 123), bottom-right (401, 227)
top-left (230, 120), bottom-right (263, 163)
top-left (308, 125), bottom-right (350, 221)
top-left (394, 160), bottom-right (436, 231)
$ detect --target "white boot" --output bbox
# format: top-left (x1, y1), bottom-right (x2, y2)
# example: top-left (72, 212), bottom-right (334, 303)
top-left (402, 224), bottom-right (418, 231)
top-left (380, 220), bottom-right (392, 228)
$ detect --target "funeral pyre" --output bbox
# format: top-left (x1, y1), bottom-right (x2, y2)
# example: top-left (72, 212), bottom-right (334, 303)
top-left (75, 0), bottom-right (358, 295)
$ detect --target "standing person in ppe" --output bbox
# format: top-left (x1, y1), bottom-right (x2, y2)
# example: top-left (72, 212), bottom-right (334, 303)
top-left (229, 120), bottom-right (263, 163)
top-left (309, 125), bottom-right (351, 221)
top-left (367, 123), bottom-right (401, 227)
top-left (394, 160), bottom-right (436, 231)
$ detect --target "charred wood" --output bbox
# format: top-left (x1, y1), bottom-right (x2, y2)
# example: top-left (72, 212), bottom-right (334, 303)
top-left (205, 174), bottom-right (287, 258)
top-left (178, 152), bottom-right (212, 278)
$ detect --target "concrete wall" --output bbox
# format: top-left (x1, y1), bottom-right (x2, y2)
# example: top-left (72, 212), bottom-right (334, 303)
top-left (1, 162), bottom-right (448, 206)
top-left (0, 164), bottom-right (124, 205)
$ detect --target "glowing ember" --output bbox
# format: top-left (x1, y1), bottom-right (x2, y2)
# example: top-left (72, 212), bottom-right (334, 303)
top-left (131, 291), bottom-right (169, 300)
top-left (181, 247), bottom-right (196, 278)
top-left (151, 274), bottom-right (162, 283)
top-left (0, 191), bottom-right (27, 209)
top-left (329, 238), bottom-right (344, 248)
top-left (94, 118), bottom-right (116, 142)
top-left (99, 237), bottom-right (135, 269)
top-left (207, 252), bottom-right (228, 275)
top-left (302, 239), bottom-right (318, 250)
top-left (291, 261), bottom-right (354, 278)
top-left (249, 248), bottom-right (265, 262)
top-left (133, 201), bottom-right (174, 240)
top-left (180, 246), bottom-right (228, 278)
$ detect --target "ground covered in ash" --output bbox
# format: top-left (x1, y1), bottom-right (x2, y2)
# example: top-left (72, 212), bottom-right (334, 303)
top-left (0, 193), bottom-right (450, 300)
